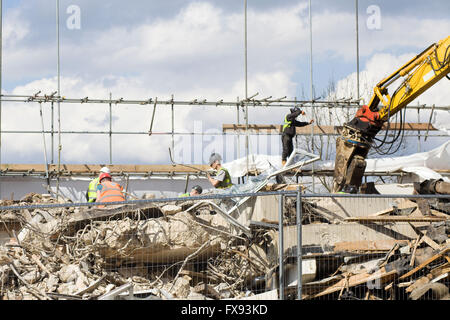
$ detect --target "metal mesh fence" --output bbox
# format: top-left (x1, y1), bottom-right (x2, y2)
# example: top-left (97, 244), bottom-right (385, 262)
top-left (280, 193), bottom-right (450, 301)
top-left (0, 191), bottom-right (448, 300)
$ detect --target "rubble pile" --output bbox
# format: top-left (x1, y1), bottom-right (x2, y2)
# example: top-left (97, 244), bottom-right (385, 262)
top-left (0, 192), bottom-right (449, 300)
top-left (0, 193), bottom-right (277, 300)
top-left (284, 197), bottom-right (450, 300)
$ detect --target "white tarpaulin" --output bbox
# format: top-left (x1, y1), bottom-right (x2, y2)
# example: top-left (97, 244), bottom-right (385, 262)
top-left (222, 149), bottom-right (320, 178)
top-left (223, 141), bottom-right (450, 182)
top-left (223, 154), bottom-right (282, 178)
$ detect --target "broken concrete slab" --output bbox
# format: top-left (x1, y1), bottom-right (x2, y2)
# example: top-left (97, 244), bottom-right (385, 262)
top-left (272, 223), bottom-right (420, 257)
top-left (80, 211), bottom-right (229, 264)
top-left (284, 259), bottom-right (317, 287)
top-left (310, 197), bottom-right (410, 220)
top-left (160, 204), bottom-right (182, 215)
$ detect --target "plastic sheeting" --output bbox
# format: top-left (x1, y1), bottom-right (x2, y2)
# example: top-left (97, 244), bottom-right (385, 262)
top-left (223, 149), bottom-right (320, 178)
top-left (222, 141), bottom-right (450, 182)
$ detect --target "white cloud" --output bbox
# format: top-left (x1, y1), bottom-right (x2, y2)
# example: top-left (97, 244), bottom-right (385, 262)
top-left (3, 8), bottom-right (30, 46)
top-left (326, 51), bottom-right (450, 156)
top-left (331, 52), bottom-right (450, 108)
top-left (2, 1), bottom-right (449, 164)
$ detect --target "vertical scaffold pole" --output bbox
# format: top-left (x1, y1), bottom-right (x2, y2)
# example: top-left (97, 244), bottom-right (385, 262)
top-left (56, 0), bottom-right (61, 199)
top-left (278, 194), bottom-right (285, 300)
top-left (309, 0), bottom-right (315, 192)
top-left (51, 101), bottom-right (54, 164)
top-left (109, 92), bottom-right (112, 165)
top-left (0, 0), bottom-right (2, 175)
top-left (355, 0), bottom-right (360, 102)
top-left (244, 0), bottom-right (249, 178)
top-left (296, 188), bottom-right (303, 300)
top-left (171, 94), bottom-right (175, 154)
top-left (236, 97), bottom-right (241, 184)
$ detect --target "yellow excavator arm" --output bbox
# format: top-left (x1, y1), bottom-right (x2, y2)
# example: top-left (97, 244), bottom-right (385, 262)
top-left (372, 35), bottom-right (450, 120)
top-left (333, 35), bottom-right (450, 193)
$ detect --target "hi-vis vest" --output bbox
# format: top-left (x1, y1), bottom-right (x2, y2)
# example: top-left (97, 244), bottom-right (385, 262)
top-left (87, 177), bottom-right (99, 202)
top-left (216, 168), bottom-right (233, 189)
top-left (282, 115), bottom-right (292, 132)
top-left (179, 193), bottom-right (190, 197)
top-left (97, 181), bottom-right (125, 207)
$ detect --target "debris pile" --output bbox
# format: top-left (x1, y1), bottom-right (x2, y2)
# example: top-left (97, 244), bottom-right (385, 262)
top-left (0, 193), bottom-right (276, 300)
top-left (285, 197), bottom-right (450, 300)
top-left (0, 192), bottom-right (449, 300)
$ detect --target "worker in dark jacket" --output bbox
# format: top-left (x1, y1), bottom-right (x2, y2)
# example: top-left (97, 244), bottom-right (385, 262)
top-left (281, 106), bottom-right (314, 166)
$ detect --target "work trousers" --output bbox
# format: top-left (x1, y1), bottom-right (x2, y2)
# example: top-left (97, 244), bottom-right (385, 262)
top-left (281, 134), bottom-right (294, 162)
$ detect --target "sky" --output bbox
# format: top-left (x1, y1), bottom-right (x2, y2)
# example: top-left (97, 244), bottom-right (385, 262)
top-left (0, 0), bottom-right (449, 165)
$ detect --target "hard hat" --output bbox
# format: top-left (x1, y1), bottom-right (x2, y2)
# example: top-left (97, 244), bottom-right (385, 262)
top-left (290, 106), bottom-right (301, 113)
top-left (192, 185), bottom-right (203, 194)
top-left (209, 153), bottom-right (222, 166)
top-left (343, 185), bottom-right (358, 194)
top-left (99, 172), bottom-right (112, 182)
top-left (100, 166), bottom-right (110, 174)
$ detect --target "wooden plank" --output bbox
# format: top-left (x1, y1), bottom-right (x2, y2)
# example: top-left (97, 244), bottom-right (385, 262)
top-left (410, 236), bottom-right (423, 267)
top-left (2, 164), bottom-right (449, 176)
top-left (222, 123), bottom-right (437, 134)
top-left (0, 164), bottom-right (46, 172)
top-left (405, 263), bottom-right (450, 293)
top-left (399, 247), bottom-right (450, 280)
top-left (405, 275), bottom-right (431, 293)
top-left (0, 164), bottom-right (210, 174)
top-left (314, 267), bottom-right (397, 298)
top-left (222, 124), bottom-right (336, 134)
top-left (369, 200), bottom-right (418, 217)
top-left (333, 240), bottom-right (408, 252)
top-left (345, 216), bottom-right (447, 222)
top-left (421, 235), bottom-right (442, 251)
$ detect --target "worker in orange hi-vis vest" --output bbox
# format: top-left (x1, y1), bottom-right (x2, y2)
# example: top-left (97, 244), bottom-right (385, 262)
top-left (96, 172), bottom-right (125, 208)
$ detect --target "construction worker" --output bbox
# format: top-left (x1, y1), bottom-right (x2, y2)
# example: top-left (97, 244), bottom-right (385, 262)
top-left (337, 185), bottom-right (358, 194)
top-left (96, 172), bottom-right (125, 208)
top-left (207, 153), bottom-right (233, 189)
top-left (179, 185), bottom-right (203, 197)
top-left (281, 106), bottom-right (314, 166)
top-left (86, 166), bottom-right (111, 202)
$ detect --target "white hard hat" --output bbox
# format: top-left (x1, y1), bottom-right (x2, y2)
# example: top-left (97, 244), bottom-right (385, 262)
top-left (100, 166), bottom-right (110, 174)
top-left (209, 153), bottom-right (222, 166)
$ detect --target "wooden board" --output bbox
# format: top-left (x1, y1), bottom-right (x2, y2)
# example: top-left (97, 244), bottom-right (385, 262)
top-left (0, 164), bottom-right (210, 174)
top-left (333, 240), bottom-right (409, 252)
top-left (345, 216), bottom-right (448, 223)
top-left (399, 247), bottom-right (450, 280)
top-left (314, 267), bottom-right (397, 298)
top-left (222, 123), bottom-right (437, 134)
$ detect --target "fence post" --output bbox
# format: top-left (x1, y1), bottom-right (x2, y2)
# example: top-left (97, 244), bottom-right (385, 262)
top-left (297, 188), bottom-right (303, 300)
top-left (278, 194), bottom-right (284, 300)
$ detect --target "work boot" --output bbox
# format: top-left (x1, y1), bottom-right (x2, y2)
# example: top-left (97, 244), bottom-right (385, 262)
top-left (281, 160), bottom-right (286, 167)
top-left (275, 174), bottom-right (286, 184)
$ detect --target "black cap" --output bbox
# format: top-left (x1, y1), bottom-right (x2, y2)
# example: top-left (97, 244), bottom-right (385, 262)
top-left (192, 185), bottom-right (203, 194)
top-left (290, 106), bottom-right (301, 113)
top-left (343, 185), bottom-right (358, 194)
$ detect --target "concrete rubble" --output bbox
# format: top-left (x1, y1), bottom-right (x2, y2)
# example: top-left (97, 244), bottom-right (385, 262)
top-left (0, 189), bottom-right (449, 300)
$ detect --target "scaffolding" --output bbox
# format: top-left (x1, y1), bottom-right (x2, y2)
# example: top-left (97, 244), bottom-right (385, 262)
top-left (0, 1), bottom-right (448, 193)
top-left (0, 92), bottom-right (445, 171)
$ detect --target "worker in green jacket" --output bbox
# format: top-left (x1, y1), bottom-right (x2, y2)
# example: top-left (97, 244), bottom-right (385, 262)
top-left (86, 167), bottom-right (111, 202)
top-left (281, 106), bottom-right (314, 167)
top-left (207, 153), bottom-right (233, 189)
top-left (179, 185), bottom-right (203, 197)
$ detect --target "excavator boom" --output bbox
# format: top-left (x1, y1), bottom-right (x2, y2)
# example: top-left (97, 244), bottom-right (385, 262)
top-left (333, 35), bottom-right (450, 193)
